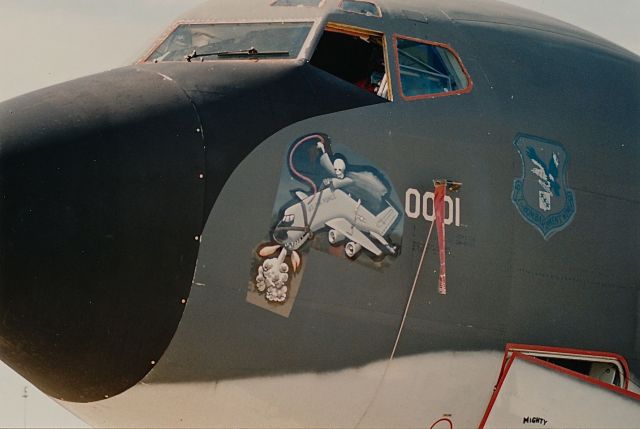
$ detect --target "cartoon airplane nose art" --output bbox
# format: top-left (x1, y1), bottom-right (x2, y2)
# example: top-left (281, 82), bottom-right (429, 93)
top-left (249, 133), bottom-right (403, 315)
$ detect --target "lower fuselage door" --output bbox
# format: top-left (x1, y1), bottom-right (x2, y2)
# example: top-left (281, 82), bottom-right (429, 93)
top-left (479, 352), bottom-right (640, 428)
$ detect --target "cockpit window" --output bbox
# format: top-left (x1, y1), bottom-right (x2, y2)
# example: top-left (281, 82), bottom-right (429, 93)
top-left (310, 25), bottom-right (391, 100)
top-left (339, 1), bottom-right (382, 18)
top-left (272, 0), bottom-right (324, 6)
top-left (394, 36), bottom-right (472, 100)
top-left (145, 22), bottom-right (313, 62)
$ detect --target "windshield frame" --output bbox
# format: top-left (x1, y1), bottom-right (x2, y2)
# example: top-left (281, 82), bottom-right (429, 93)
top-left (139, 18), bottom-right (321, 63)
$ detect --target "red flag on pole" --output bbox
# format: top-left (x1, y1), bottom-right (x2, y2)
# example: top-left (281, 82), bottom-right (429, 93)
top-left (434, 182), bottom-right (447, 295)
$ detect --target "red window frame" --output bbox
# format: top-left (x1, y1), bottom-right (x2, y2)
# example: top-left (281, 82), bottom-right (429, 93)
top-left (392, 34), bottom-right (473, 101)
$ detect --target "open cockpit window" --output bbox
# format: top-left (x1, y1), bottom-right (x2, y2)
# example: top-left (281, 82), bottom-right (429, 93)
top-left (145, 22), bottom-right (312, 62)
top-left (394, 35), bottom-right (471, 100)
top-left (310, 24), bottom-right (391, 100)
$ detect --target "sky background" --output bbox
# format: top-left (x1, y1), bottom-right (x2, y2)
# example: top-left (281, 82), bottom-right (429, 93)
top-left (0, 0), bottom-right (637, 427)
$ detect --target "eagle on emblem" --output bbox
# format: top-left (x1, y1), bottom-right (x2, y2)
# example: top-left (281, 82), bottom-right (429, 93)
top-left (511, 134), bottom-right (576, 240)
top-left (526, 146), bottom-right (560, 212)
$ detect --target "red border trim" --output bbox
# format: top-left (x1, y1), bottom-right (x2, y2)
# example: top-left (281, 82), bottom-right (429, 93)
top-left (479, 352), bottom-right (640, 429)
top-left (478, 352), bottom-right (518, 429)
top-left (517, 353), bottom-right (640, 400)
top-left (392, 34), bottom-right (473, 102)
top-left (500, 343), bottom-right (630, 389)
top-left (429, 417), bottom-right (453, 429)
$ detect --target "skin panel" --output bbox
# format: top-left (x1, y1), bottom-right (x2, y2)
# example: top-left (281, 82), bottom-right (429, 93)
top-left (0, 0), bottom-right (638, 427)
top-left (66, 11), bottom-right (640, 423)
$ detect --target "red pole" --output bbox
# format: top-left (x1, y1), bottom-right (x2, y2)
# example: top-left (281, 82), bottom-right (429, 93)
top-left (434, 182), bottom-right (447, 295)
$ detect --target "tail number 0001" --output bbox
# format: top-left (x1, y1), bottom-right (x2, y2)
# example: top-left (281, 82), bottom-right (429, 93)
top-left (405, 188), bottom-right (461, 227)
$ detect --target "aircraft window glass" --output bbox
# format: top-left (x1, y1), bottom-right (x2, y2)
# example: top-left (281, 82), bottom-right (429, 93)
top-left (340, 1), bottom-right (382, 18)
top-left (394, 36), bottom-right (471, 100)
top-left (310, 25), bottom-right (390, 100)
top-left (146, 22), bottom-right (312, 62)
top-left (272, 0), bottom-right (324, 6)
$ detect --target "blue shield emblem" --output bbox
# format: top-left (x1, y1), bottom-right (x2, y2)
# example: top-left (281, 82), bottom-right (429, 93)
top-left (512, 134), bottom-right (576, 240)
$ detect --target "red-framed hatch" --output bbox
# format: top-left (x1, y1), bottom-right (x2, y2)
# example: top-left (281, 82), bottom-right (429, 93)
top-left (479, 344), bottom-right (640, 428)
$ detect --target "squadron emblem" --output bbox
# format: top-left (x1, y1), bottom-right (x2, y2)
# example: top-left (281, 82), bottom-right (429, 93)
top-left (512, 134), bottom-right (576, 240)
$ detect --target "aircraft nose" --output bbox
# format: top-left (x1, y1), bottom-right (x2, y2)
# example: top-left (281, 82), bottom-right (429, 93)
top-left (0, 67), bottom-right (205, 402)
